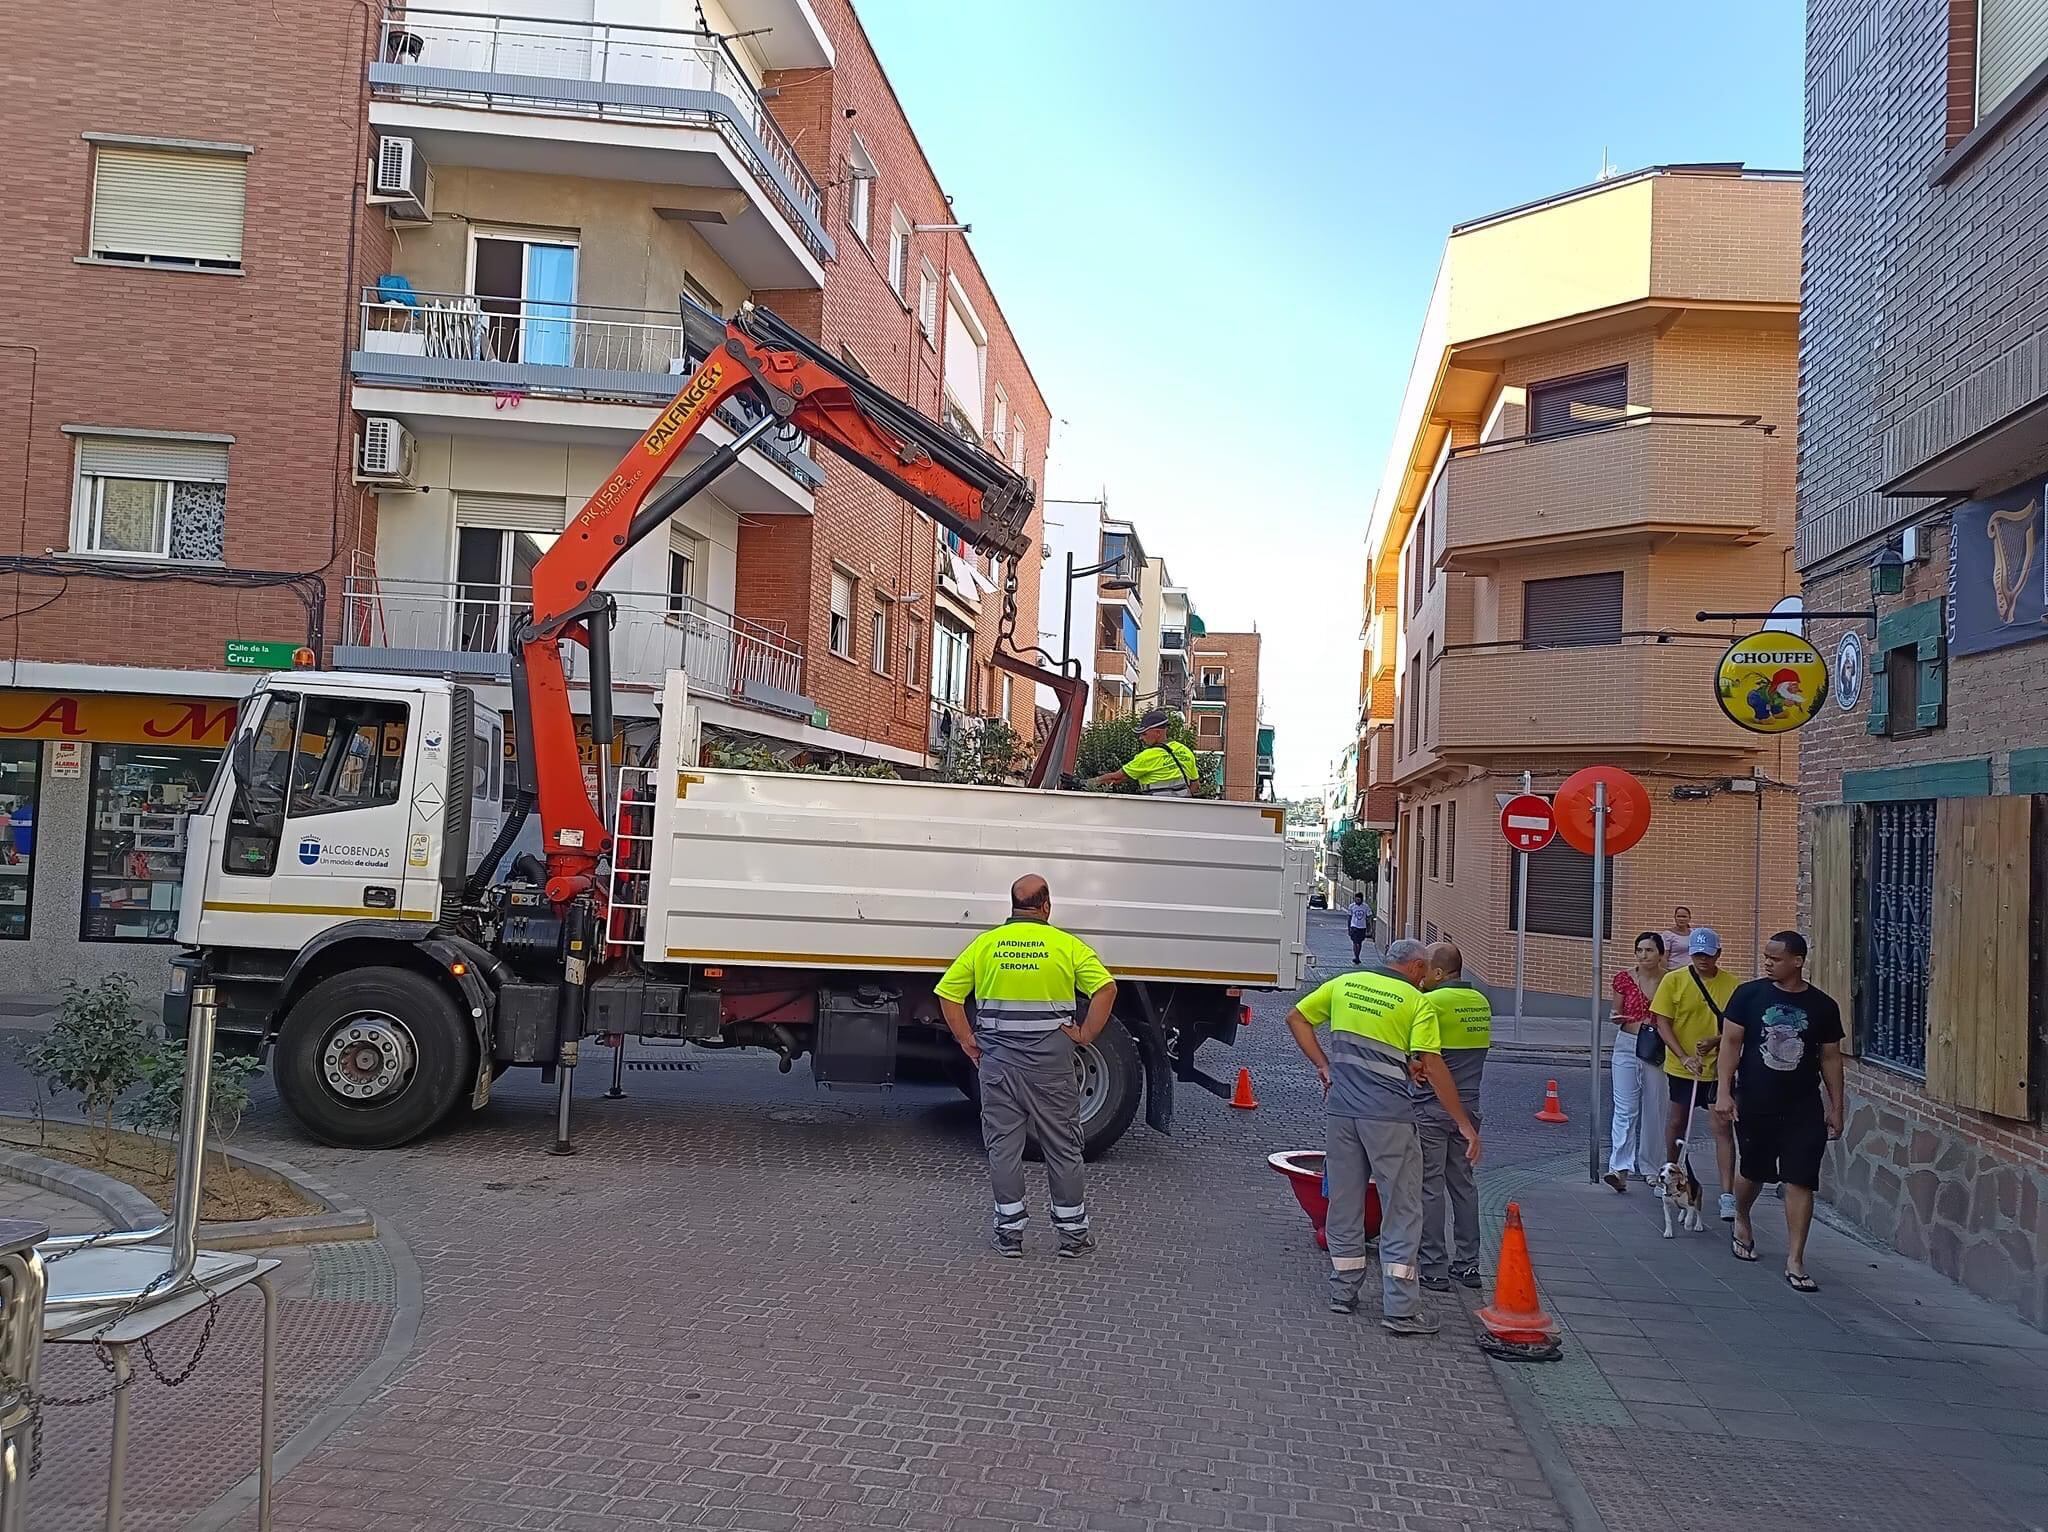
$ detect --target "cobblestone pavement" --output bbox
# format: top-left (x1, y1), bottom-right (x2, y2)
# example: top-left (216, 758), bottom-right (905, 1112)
top-left (0, 1149), bottom-right (401, 1530)
top-left (40, 915), bottom-right (1561, 1532)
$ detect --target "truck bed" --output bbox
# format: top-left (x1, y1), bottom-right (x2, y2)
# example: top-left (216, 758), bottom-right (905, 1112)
top-left (640, 687), bottom-right (1310, 989)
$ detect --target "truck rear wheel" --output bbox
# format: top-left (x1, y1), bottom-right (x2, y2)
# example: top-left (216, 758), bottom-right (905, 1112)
top-left (1073, 1021), bottom-right (1143, 1160)
top-left (274, 968), bottom-right (473, 1149)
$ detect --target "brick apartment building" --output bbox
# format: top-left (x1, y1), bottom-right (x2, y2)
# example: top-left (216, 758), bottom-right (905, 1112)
top-left (1800, 0), bottom-right (2048, 1325)
top-left (1190, 629), bottom-right (1269, 803)
top-left (1359, 165), bottom-right (1804, 996)
top-left (746, 0), bottom-right (1047, 766)
top-left (0, 1), bottom-right (387, 989)
top-left (0, 0), bottom-right (1049, 991)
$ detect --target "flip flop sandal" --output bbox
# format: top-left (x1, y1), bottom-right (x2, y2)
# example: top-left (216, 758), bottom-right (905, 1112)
top-left (1785, 1271), bottom-right (1819, 1293)
top-left (1731, 1234), bottom-right (1758, 1262)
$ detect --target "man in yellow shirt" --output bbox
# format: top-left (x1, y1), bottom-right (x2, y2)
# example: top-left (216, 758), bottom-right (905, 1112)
top-left (1283, 938), bottom-right (1480, 1334)
top-left (1651, 926), bottom-right (1741, 1222)
top-left (1088, 709), bottom-right (1199, 797)
top-left (936, 874), bottom-right (1117, 1259)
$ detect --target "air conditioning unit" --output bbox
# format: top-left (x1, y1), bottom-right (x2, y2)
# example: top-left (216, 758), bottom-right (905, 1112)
top-left (368, 135), bottom-right (433, 222)
top-left (358, 417), bottom-right (416, 483)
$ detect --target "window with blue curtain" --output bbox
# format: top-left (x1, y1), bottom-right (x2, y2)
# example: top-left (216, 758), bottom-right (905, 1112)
top-left (522, 243), bottom-right (577, 368)
top-left (1121, 611), bottom-right (1138, 655)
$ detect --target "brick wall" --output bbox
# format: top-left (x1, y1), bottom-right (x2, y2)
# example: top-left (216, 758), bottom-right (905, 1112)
top-left (1800, 0), bottom-right (2048, 566)
top-left (1194, 631), bottom-right (1262, 802)
top-left (1, 1), bottom-right (383, 673)
top-left (752, 0), bottom-right (1048, 759)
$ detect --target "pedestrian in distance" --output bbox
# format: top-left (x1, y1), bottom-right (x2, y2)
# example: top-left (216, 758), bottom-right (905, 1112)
top-left (1414, 941), bottom-right (1490, 1292)
top-left (1715, 932), bottom-right (1845, 1291)
top-left (1661, 906), bottom-right (1694, 972)
top-left (1088, 708), bottom-right (1199, 797)
top-left (1604, 931), bottom-right (1670, 1191)
top-left (1282, 937), bottom-right (1480, 1335)
top-left (1651, 928), bottom-right (1742, 1221)
top-left (936, 874), bottom-right (1117, 1261)
top-left (1347, 891), bottom-right (1372, 965)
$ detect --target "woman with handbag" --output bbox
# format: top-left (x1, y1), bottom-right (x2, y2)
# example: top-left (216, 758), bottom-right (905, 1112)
top-left (1602, 931), bottom-right (1670, 1192)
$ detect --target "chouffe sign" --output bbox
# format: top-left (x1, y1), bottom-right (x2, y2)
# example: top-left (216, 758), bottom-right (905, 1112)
top-left (1714, 632), bottom-right (1829, 734)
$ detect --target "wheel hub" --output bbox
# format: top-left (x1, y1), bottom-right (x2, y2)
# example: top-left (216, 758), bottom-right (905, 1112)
top-left (1073, 1041), bottom-right (1109, 1125)
top-left (321, 1012), bottom-right (418, 1103)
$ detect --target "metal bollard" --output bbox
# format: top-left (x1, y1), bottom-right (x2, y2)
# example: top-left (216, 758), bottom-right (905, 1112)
top-left (0, 1218), bottom-right (50, 1532)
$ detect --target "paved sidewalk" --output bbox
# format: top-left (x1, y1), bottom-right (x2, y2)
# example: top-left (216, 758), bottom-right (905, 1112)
top-left (1480, 1147), bottom-right (2048, 1531)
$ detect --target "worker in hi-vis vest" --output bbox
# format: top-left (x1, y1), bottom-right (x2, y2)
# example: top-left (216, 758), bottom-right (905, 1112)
top-left (1283, 937), bottom-right (1480, 1334)
top-left (1088, 708), bottom-right (1199, 797)
top-left (1413, 941), bottom-right (1492, 1293)
top-left (936, 874), bottom-right (1117, 1260)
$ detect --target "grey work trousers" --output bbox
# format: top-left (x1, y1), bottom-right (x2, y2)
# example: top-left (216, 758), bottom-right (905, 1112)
top-left (979, 1030), bottom-right (1087, 1235)
top-left (1419, 1120), bottom-right (1481, 1279)
top-left (1326, 1113), bottom-right (1423, 1318)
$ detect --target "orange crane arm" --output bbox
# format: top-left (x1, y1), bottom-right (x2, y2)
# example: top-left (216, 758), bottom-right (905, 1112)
top-left (506, 304), bottom-right (1047, 905)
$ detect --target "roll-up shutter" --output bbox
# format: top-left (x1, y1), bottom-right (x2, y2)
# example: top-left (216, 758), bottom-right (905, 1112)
top-left (75, 436), bottom-right (229, 482)
top-left (90, 147), bottom-right (246, 267)
top-left (1980, 0), bottom-right (2048, 117)
top-left (454, 492), bottom-right (566, 534)
top-left (1529, 367), bottom-right (1627, 437)
top-left (1523, 572), bottom-right (1623, 649)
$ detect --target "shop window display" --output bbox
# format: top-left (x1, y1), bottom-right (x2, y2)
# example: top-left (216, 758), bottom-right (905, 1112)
top-left (84, 743), bottom-right (220, 942)
top-left (0, 743), bottom-right (40, 939)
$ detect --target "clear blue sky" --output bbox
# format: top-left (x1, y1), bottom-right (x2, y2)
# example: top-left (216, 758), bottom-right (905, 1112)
top-left (854, 0), bottom-right (1807, 797)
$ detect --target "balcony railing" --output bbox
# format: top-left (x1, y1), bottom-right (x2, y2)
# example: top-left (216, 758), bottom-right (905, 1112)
top-left (374, 7), bottom-right (827, 257)
top-left (1443, 412), bottom-right (1786, 561)
top-left (354, 289), bottom-right (822, 488)
top-left (338, 577), bottom-right (808, 713)
top-left (1432, 635), bottom-right (1754, 757)
top-left (1191, 682), bottom-right (1227, 704)
top-left (1161, 628), bottom-right (1187, 651)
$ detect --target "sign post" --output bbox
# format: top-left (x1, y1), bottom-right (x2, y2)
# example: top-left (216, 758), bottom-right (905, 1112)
top-left (1499, 775), bottom-right (1555, 1047)
top-left (1555, 765), bottom-right (1652, 1183)
top-left (1588, 781), bottom-right (1607, 1186)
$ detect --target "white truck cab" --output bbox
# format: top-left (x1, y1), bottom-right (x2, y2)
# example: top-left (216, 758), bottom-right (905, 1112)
top-left (180, 672), bottom-right (502, 953)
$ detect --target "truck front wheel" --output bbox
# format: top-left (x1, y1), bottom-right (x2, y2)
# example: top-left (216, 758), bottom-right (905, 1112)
top-left (274, 968), bottom-right (473, 1149)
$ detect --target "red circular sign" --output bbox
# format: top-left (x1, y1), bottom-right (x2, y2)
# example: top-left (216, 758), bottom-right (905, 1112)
top-left (1499, 794), bottom-right (1557, 853)
top-left (1554, 766), bottom-right (1652, 857)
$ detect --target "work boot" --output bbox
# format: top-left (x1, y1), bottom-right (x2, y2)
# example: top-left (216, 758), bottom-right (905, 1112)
top-left (991, 1226), bottom-right (1024, 1259)
top-left (1056, 1230), bottom-right (1095, 1261)
top-left (1327, 1274), bottom-right (1364, 1314)
top-left (1381, 1312), bottom-right (1441, 1337)
top-left (1450, 1263), bottom-right (1483, 1291)
top-left (1420, 1274), bottom-right (1452, 1293)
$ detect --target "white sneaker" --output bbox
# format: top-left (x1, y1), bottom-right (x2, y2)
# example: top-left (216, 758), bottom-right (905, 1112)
top-left (1719, 1193), bottom-right (1738, 1222)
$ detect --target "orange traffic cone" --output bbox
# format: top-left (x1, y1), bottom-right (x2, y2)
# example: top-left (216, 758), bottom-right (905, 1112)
top-left (1229, 1067), bottom-right (1259, 1110)
top-left (1476, 1202), bottom-right (1562, 1361)
top-left (1534, 1078), bottom-right (1569, 1123)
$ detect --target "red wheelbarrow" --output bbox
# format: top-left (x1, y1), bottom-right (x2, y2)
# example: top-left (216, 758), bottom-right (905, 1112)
top-left (1268, 1149), bottom-right (1382, 1251)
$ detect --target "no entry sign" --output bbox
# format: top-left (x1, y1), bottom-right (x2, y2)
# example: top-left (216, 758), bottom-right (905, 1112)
top-left (1499, 794), bottom-right (1556, 853)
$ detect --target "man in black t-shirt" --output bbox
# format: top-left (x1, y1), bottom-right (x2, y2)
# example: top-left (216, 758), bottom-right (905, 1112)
top-left (1713, 931), bottom-right (1845, 1292)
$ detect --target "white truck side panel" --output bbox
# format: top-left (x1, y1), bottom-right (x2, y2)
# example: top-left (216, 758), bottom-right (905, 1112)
top-left (647, 678), bottom-right (1305, 988)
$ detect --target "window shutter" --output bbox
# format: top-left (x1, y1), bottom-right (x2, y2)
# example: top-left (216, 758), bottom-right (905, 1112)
top-left (91, 148), bottom-right (247, 265)
top-left (1523, 572), bottom-right (1623, 648)
top-left (1528, 367), bottom-right (1628, 436)
top-left (1979, 0), bottom-right (2048, 116)
top-left (75, 436), bottom-right (228, 482)
top-left (1506, 839), bottom-right (1614, 939)
top-left (454, 492), bottom-right (566, 534)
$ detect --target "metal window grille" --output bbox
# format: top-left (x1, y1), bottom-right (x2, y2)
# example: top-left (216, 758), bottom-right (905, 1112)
top-left (1861, 799), bottom-right (1934, 1074)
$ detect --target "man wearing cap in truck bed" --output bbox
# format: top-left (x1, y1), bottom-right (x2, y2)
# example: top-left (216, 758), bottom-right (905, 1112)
top-left (1089, 709), bottom-right (1200, 797)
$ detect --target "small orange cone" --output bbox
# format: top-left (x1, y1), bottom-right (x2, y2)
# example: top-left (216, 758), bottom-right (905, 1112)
top-left (1534, 1078), bottom-right (1569, 1123)
top-left (1229, 1066), bottom-right (1259, 1110)
top-left (1476, 1202), bottom-right (1562, 1360)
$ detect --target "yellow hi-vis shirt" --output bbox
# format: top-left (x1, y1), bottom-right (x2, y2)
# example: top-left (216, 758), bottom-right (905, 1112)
top-left (1295, 967), bottom-right (1439, 1121)
top-left (935, 918), bottom-right (1113, 1033)
top-left (1122, 741), bottom-right (1199, 795)
top-left (1414, 981), bottom-right (1491, 1129)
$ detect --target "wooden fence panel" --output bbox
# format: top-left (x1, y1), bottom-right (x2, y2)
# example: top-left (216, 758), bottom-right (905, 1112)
top-left (1927, 795), bottom-right (2032, 1118)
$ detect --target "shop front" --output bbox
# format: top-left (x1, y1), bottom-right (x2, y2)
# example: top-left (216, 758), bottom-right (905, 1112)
top-left (0, 689), bottom-right (240, 995)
